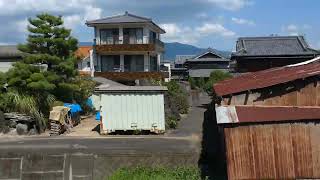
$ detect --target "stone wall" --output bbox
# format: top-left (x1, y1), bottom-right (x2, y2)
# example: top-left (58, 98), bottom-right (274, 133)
top-left (0, 151), bottom-right (197, 180)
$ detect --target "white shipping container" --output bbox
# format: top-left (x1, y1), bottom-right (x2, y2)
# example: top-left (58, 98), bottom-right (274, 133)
top-left (95, 85), bottom-right (167, 134)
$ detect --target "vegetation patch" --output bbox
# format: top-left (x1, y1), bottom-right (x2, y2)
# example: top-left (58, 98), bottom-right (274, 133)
top-left (164, 81), bottom-right (189, 129)
top-left (189, 70), bottom-right (232, 93)
top-left (108, 166), bottom-right (201, 180)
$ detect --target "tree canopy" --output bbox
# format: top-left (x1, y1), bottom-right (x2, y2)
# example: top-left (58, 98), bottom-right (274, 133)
top-left (0, 13), bottom-right (95, 131)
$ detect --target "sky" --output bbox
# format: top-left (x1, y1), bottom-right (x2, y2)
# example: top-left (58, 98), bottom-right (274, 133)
top-left (1, 0), bottom-right (320, 51)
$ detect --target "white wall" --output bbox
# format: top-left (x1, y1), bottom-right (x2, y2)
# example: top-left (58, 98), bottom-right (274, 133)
top-left (0, 61), bottom-right (14, 72)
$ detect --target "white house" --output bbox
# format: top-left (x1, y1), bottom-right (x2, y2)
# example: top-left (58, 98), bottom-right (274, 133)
top-left (85, 11), bottom-right (166, 81)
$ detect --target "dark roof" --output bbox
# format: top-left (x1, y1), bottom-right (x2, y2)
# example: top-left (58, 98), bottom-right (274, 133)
top-left (233, 36), bottom-right (319, 57)
top-left (193, 48), bottom-right (224, 59)
top-left (86, 11), bottom-right (165, 33)
top-left (185, 48), bottom-right (229, 64)
top-left (213, 56), bottom-right (320, 96)
top-left (0, 45), bottom-right (23, 58)
top-left (186, 58), bottom-right (229, 62)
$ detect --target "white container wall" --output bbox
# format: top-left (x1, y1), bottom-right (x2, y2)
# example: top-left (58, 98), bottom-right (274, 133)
top-left (99, 92), bottom-right (165, 134)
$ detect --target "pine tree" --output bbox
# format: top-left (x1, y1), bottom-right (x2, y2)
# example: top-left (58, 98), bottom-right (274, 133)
top-left (4, 13), bottom-right (81, 130)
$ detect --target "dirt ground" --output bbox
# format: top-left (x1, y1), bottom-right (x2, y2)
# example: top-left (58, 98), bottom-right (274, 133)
top-left (64, 116), bottom-right (100, 137)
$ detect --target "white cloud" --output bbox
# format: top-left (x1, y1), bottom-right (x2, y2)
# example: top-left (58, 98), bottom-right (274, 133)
top-left (231, 17), bottom-right (255, 26)
top-left (282, 24), bottom-right (311, 36)
top-left (160, 22), bottom-right (235, 44)
top-left (84, 6), bottom-right (102, 21)
top-left (196, 23), bottom-right (236, 37)
top-left (64, 15), bottom-right (82, 29)
top-left (207, 0), bottom-right (253, 11)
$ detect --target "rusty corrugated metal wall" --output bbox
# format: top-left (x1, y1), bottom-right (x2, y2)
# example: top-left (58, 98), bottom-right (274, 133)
top-left (224, 123), bottom-right (320, 179)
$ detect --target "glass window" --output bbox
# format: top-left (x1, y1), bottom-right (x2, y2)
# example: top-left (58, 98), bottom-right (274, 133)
top-left (100, 29), bottom-right (119, 45)
top-left (101, 55), bottom-right (120, 72)
top-left (124, 55), bottom-right (144, 72)
top-left (150, 56), bottom-right (158, 71)
top-left (123, 28), bottom-right (143, 44)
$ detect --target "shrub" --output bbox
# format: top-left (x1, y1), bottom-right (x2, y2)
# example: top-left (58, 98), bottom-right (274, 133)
top-left (204, 70), bottom-right (232, 93)
top-left (166, 116), bottom-right (178, 129)
top-left (165, 81), bottom-right (189, 114)
top-left (188, 77), bottom-right (197, 90)
top-left (109, 166), bottom-right (201, 180)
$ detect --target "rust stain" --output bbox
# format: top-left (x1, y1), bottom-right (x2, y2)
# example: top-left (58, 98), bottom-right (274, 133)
top-left (214, 60), bottom-right (320, 96)
top-left (235, 106), bottom-right (320, 123)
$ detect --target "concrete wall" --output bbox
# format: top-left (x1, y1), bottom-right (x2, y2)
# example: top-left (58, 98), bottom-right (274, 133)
top-left (0, 152), bottom-right (197, 180)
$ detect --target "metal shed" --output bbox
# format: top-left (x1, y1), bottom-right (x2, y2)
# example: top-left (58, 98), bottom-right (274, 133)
top-left (95, 84), bottom-right (167, 134)
top-left (213, 57), bottom-right (320, 179)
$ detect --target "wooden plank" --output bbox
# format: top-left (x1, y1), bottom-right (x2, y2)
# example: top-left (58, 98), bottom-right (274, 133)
top-left (224, 127), bottom-right (256, 179)
top-left (291, 124), bottom-right (313, 177)
top-left (310, 124), bottom-right (320, 177)
top-left (251, 125), bottom-right (276, 179)
top-left (297, 82), bottom-right (317, 106)
top-left (273, 124), bottom-right (295, 178)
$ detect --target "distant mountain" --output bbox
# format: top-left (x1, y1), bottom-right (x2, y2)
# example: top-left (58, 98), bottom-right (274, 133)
top-left (164, 42), bottom-right (231, 60)
top-left (79, 42), bottom-right (231, 61)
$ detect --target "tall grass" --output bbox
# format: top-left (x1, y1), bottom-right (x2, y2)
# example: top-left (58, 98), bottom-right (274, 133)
top-left (108, 166), bottom-right (201, 180)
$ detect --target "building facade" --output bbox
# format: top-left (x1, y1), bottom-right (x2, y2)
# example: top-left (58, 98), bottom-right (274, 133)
top-left (213, 57), bottom-right (320, 179)
top-left (86, 12), bottom-right (166, 81)
top-left (185, 48), bottom-right (229, 78)
top-left (0, 45), bottom-right (23, 72)
top-left (231, 36), bottom-right (319, 73)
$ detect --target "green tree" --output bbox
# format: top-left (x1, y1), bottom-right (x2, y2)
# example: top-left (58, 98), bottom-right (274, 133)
top-left (205, 70), bottom-right (232, 93)
top-left (3, 13), bottom-right (84, 131)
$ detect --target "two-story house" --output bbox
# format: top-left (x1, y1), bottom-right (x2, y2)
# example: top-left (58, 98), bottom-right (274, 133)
top-left (86, 12), bottom-right (166, 82)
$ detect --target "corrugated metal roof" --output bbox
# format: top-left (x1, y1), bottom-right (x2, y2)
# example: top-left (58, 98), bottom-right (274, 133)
top-left (216, 105), bottom-right (320, 124)
top-left (214, 56), bottom-right (320, 96)
top-left (95, 85), bottom-right (167, 92)
top-left (233, 36), bottom-right (319, 57)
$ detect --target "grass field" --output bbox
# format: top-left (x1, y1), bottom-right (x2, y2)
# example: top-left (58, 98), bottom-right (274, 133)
top-left (108, 166), bottom-right (201, 180)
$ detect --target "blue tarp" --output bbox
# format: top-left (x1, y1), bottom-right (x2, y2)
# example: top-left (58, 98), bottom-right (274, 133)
top-left (86, 98), bottom-right (94, 109)
top-left (64, 103), bottom-right (82, 116)
top-left (95, 112), bottom-right (100, 121)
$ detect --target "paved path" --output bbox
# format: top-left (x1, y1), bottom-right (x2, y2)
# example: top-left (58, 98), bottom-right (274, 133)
top-left (168, 92), bottom-right (211, 137)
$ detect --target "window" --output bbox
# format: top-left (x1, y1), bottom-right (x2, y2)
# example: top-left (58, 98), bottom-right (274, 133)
top-left (87, 62), bottom-right (90, 68)
top-left (100, 29), bottom-right (119, 45)
top-left (101, 55), bottom-right (120, 72)
top-left (149, 31), bottom-right (157, 44)
top-left (123, 28), bottom-right (143, 44)
top-left (124, 55), bottom-right (144, 72)
top-left (150, 56), bottom-right (158, 71)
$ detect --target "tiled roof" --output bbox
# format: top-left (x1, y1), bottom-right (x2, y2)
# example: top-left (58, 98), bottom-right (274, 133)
top-left (86, 12), bottom-right (165, 33)
top-left (233, 36), bottom-right (319, 57)
top-left (213, 56), bottom-right (320, 96)
top-left (75, 46), bottom-right (92, 59)
top-left (186, 58), bottom-right (229, 62)
top-left (0, 45), bottom-right (23, 58)
top-left (193, 48), bottom-right (224, 59)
